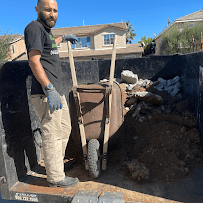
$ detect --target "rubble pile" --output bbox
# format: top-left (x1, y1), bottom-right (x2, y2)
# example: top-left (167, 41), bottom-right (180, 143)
top-left (117, 70), bottom-right (203, 182)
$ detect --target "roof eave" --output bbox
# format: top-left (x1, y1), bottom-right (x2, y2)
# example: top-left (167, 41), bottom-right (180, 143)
top-left (154, 22), bottom-right (175, 40)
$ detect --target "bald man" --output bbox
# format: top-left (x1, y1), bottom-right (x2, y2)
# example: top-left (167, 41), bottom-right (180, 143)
top-left (24, 0), bottom-right (79, 188)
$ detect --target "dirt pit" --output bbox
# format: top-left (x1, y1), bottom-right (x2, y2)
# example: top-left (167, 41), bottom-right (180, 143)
top-left (66, 83), bottom-right (203, 184)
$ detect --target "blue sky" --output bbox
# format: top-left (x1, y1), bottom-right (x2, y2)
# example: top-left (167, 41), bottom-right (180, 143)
top-left (0, 0), bottom-right (202, 44)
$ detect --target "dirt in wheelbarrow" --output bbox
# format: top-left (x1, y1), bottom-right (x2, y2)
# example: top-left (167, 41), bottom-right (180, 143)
top-left (65, 82), bottom-right (203, 184)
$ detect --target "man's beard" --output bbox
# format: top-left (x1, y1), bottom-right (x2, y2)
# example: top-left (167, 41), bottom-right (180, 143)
top-left (38, 11), bottom-right (57, 28)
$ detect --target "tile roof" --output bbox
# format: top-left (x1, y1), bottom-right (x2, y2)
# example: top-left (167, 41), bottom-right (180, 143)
top-left (0, 34), bottom-right (24, 43)
top-left (176, 10), bottom-right (203, 22)
top-left (16, 44), bottom-right (143, 61)
top-left (52, 22), bottom-right (128, 36)
top-left (59, 44), bottom-right (143, 58)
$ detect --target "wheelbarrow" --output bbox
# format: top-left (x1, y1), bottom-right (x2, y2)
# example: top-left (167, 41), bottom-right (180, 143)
top-left (68, 35), bottom-right (124, 178)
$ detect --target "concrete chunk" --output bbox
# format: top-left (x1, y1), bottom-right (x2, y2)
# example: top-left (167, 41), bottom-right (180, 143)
top-left (158, 77), bottom-right (167, 86)
top-left (121, 70), bottom-right (138, 84)
top-left (167, 76), bottom-right (180, 86)
top-left (133, 91), bottom-right (163, 105)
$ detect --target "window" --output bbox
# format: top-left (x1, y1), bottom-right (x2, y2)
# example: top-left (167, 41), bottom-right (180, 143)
top-left (12, 45), bottom-right (15, 54)
top-left (72, 37), bottom-right (91, 49)
top-left (104, 34), bottom-right (115, 45)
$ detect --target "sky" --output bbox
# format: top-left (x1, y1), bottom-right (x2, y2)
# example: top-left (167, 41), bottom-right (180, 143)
top-left (0, 0), bottom-right (203, 44)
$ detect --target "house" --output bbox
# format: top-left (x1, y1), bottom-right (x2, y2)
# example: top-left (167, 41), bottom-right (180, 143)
top-left (51, 22), bottom-right (143, 60)
top-left (1, 34), bottom-right (27, 61)
top-left (154, 9), bottom-right (203, 55)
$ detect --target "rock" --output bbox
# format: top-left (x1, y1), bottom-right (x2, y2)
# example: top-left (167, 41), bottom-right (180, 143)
top-left (167, 76), bottom-right (180, 86)
top-left (131, 86), bottom-right (146, 93)
top-left (132, 91), bottom-right (163, 105)
top-left (158, 77), bottom-right (167, 86)
top-left (153, 76), bottom-right (181, 97)
top-left (121, 70), bottom-right (138, 84)
top-left (126, 83), bottom-right (137, 91)
top-left (146, 81), bottom-right (154, 89)
top-left (154, 84), bottom-right (164, 91)
top-left (125, 159), bottom-right (150, 180)
top-left (125, 97), bottom-right (137, 107)
top-left (100, 78), bottom-right (109, 83)
top-left (132, 103), bottom-right (142, 118)
top-left (130, 103), bottom-right (137, 111)
top-left (138, 116), bottom-right (145, 122)
top-left (170, 82), bottom-right (181, 97)
top-left (164, 84), bottom-right (175, 93)
top-left (138, 79), bottom-right (151, 87)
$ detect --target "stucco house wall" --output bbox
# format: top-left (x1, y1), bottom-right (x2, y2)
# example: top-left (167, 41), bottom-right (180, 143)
top-left (9, 39), bottom-right (26, 60)
top-left (93, 28), bottom-right (126, 50)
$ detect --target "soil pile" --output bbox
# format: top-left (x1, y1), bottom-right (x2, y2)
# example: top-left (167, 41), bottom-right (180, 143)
top-left (120, 82), bottom-right (203, 182)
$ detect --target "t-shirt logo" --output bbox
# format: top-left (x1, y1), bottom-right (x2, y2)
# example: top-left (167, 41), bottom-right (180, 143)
top-left (49, 35), bottom-right (58, 55)
top-left (49, 35), bottom-right (55, 40)
top-left (49, 35), bottom-right (57, 49)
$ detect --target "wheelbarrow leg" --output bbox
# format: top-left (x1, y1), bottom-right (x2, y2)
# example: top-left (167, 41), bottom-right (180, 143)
top-left (67, 41), bottom-right (89, 170)
top-left (102, 35), bottom-right (117, 170)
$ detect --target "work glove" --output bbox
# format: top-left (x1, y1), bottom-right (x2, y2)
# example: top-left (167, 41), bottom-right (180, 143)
top-left (46, 88), bottom-right (63, 111)
top-left (62, 34), bottom-right (78, 44)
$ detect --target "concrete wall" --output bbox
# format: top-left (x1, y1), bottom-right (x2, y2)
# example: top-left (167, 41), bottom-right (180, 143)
top-left (0, 52), bottom-right (203, 194)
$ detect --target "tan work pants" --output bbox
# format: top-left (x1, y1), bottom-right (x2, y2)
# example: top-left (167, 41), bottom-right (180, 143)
top-left (31, 95), bottom-right (71, 183)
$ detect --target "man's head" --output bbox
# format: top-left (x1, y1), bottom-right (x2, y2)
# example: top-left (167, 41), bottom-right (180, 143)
top-left (35, 0), bottom-right (58, 29)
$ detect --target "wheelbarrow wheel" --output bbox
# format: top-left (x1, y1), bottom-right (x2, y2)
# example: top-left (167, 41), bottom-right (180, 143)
top-left (88, 139), bottom-right (101, 178)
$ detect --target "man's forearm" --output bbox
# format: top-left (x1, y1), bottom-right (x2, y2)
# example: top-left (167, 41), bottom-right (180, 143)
top-left (29, 59), bottom-right (50, 88)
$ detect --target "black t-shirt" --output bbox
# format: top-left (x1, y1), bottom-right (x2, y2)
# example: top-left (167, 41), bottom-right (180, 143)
top-left (24, 20), bottom-right (63, 95)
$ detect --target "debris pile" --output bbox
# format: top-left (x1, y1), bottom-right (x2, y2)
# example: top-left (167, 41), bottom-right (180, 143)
top-left (153, 76), bottom-right (182, 98)
top-left (117, 70), bottom-right (203, 182)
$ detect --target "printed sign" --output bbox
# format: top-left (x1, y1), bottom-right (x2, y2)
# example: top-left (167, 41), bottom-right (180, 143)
top-left (15, 193), bottom-right (38, 202)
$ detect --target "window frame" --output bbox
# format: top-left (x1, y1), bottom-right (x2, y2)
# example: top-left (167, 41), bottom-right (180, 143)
top-left (72, 36), bottom-right (91, 49)
top-left (12, 45), bottom-right (15, 54)
top-left (103, 34), bottom-right (115, 46)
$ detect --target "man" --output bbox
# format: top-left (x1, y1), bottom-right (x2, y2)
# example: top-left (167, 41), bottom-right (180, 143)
top-left (24, 0), bottom-right (79, 188)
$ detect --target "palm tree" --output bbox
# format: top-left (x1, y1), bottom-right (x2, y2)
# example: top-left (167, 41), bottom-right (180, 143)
top-left (126, 20), bottom-right (136, 44)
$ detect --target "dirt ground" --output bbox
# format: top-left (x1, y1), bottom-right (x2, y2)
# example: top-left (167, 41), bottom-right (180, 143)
top-left (120, 83), bottom-right (203, 183)
top-left (66, 82), bottom-right (203, 184)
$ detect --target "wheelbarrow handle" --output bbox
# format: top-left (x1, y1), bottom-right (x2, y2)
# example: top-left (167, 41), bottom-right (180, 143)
top-left (102, 35), bottom-right (117, 170)
top-left (67, 41), bottom-right (78, 87)
top-left (109, 35), bottom-right (117, 86)
top-left (67, 41), bottom-right (89, 170)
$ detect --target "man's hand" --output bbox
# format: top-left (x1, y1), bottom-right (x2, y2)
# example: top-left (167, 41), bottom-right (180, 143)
top-left (62, 34), bottom-right (78, 44)
top-left (46, 87), bottom-right (63, 111)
